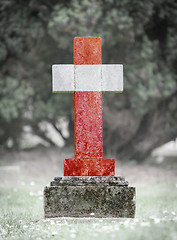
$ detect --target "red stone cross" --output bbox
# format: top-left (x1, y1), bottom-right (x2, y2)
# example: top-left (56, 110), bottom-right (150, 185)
top-left (52, 37), bottom-right (123, 176)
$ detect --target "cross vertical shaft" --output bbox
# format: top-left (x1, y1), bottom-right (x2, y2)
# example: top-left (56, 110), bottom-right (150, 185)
top-left (74, 37), bottom-right (103, 159)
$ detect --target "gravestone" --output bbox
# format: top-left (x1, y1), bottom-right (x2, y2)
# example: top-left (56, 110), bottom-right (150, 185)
top-left (44, 37), bottom-right (136, 218)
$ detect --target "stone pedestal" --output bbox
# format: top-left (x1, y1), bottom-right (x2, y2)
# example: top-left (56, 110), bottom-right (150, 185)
top-left (44, 177), bottom-right (136, 218)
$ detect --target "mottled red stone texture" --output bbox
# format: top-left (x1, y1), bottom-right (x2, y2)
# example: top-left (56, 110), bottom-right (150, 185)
top-left (64, 158), bottom-right (115, 176)
top-left (74, 91), bottom-right (103, 158)
top-left (64, 37), bottom-right (115, 176)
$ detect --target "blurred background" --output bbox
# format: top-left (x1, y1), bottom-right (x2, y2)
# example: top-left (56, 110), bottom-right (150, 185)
top-left (0, 0), bottom-right (177, 166)
top-left (1, 2), bottom-right (177, 238)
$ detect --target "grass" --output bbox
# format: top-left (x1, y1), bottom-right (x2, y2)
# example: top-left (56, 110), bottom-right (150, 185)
top-left (0, 178), bottom-right (177, 240)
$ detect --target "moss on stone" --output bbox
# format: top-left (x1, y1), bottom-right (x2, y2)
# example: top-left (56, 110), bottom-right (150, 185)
top-left (44, 177), bottom-right (136, 218)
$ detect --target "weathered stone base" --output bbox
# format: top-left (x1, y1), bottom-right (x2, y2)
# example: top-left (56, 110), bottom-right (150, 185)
top-left (44, 177), bottom-right (136, 218)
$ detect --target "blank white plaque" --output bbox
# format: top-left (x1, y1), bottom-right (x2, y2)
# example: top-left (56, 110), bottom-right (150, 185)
top-left (52, 64), bottom-right (74, 92)
top-left (52, 64), bottom-right (123, 92)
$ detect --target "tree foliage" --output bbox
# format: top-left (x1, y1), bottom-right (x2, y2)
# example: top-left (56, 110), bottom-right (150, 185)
top-left (0, 0), bottom-right (177, 160)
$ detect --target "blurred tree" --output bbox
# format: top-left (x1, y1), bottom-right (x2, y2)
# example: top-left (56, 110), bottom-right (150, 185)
top-left (0, 0), bottom-right (176, 161)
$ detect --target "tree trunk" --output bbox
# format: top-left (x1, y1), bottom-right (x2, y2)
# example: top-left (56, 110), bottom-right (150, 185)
top-left (103, 90), bottom-right (177, 161)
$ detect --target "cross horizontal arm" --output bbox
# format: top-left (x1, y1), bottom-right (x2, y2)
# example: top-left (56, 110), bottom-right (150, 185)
top-left (52, 64), bottom-right (123, 92)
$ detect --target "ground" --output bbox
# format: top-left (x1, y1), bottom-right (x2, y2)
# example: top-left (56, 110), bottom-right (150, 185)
top-left (0, 147), bottom-right (177, 240)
